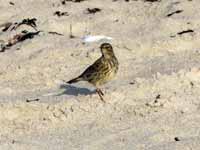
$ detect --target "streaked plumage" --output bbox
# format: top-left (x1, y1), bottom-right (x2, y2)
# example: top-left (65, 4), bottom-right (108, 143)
top-left (67, 43), bottom-right (119, 102)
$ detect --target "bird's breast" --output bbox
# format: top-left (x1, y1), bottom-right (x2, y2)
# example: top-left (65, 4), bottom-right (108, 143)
top-left (99, 58), bottom-right (118, 84)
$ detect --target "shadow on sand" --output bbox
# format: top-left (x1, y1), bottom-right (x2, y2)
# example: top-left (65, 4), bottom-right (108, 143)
top-left (57, 84), bottom-right (96, 96)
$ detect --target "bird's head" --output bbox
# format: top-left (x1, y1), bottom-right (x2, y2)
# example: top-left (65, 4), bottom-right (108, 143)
top-left (100, 43), bottom-right (114, 59)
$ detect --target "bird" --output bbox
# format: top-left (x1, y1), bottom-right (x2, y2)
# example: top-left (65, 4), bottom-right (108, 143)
top-left (67, 43), bottom-right (119, 102)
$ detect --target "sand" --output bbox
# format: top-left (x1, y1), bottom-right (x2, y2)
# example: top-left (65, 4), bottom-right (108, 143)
top-left (0, 0), bottom-right (200, 149)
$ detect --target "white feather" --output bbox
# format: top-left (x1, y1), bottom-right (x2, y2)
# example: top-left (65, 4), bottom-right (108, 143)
top-left (83, 35), bottom-right (113, 43)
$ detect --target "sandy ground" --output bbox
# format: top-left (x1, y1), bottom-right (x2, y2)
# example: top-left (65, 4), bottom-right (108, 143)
top-left (0, 0), bottom-right (200, 149)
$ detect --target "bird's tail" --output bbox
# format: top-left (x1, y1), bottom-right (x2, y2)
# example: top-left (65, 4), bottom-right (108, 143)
top-left (67, 76), bottom-right (82, 84)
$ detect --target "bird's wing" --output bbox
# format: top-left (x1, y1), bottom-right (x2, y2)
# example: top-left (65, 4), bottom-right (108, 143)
top-left (80, 58), bottom-right (104, 80)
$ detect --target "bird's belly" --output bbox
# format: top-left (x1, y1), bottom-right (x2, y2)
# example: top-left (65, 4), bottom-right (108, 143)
top-left (105, 70), bottom-right (116, 80)
top-left (95, 68), bottom-right (117, 86)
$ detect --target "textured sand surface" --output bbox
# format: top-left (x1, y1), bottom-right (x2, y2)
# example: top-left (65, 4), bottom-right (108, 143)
top-left (1, 0), bottom-right (200, 149)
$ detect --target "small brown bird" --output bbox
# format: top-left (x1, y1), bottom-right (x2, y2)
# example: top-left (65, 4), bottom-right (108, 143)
top-left (67, 43), bottom-right (119, 102)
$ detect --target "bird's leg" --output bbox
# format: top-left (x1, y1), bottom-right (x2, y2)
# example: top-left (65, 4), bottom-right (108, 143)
top-left (98, 88), bottom-right (104, 96)
top-left (96, 88), bottom-right (105, 103)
